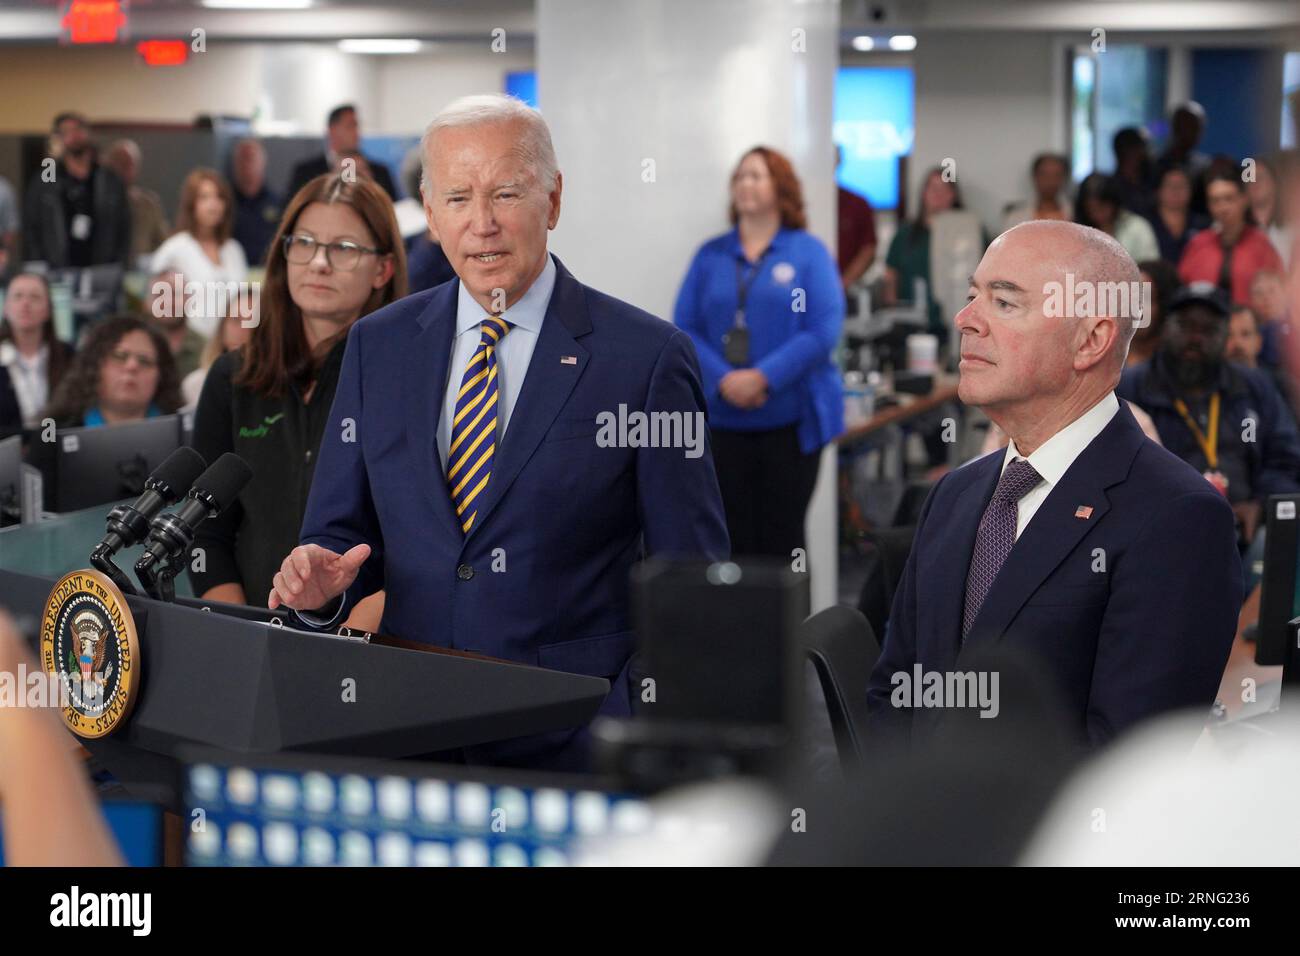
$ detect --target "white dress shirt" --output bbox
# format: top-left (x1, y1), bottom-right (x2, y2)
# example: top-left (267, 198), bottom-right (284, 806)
top-left (0, 340), bottom-right (50, 427)
top-left (1001, 391), bottom-right (1120, 539)
top-left (436, 253), bottom-right (556, 471)
top-left (148, 232), bottom-right (249, 338)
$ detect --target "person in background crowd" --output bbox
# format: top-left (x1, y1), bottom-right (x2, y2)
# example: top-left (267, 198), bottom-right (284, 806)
top-left (1223, 304), bottom-right (1292, 413)
top-left (836, 144), bottom-right (877, 294)
top-left (0, 271), bottom-right (73, 438)
top-left (1248, 155), bottom-right (1292, 269)
top-left (1002, 152), bottom-right (1073, 231)
top-left (675, 145), bottom-right (843, 559)
top-left (43, 314), bottom-right (180, 428)
top-left (1179, 170), bottom-right (1284, 306)
top-left (0, 173), bottom-right (18, 276)
top-left (400, 147), bottom-right (455, 294)
top-left (1146, 166), bottom-right (1208, 265)
top-left (104, 138), bottom-right (168, 266)
top-left (22, 112), bottom-right (130, 269)
top-left (883, 166), bottom-right (966, 342)
top-left (30, 315), bottom-right (180, 531)
top-left (1226, 303), bottom-right (1265, 367)
top-left (1075, 173), bottom-right (1160, 262)
top-left (182, 303), bottom-right (253, 408)
top-left (190, 173), bottom-right (406, 617)
top-left (143, 271), bottom-right (207, 380)
top-left (1118, 284), bottom-right (1300, 545)
top-left (1112, 127), bottom-right (1156, 217)
top-left (1250, 268), bottom-right (1291, 369)
top-left (150, 168), bottom-right (248, 339)
top-left (229, 138), bottom-right (283, 267)
top-left (287, 104), bottom-right (397, 201)
top-left (1128, 258), bottom-right (1180, 367)
top-left (1158, 102), bottom-right (1213, 215)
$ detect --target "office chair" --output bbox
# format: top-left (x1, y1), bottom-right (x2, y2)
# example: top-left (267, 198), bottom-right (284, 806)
top-left (856, 525), bottom-right (918, 641)
top-left (800, 605), bottom-right (880, 774)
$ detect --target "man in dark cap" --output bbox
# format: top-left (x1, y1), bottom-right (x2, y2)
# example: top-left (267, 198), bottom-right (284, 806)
top-left (1118, 282), bottom-right (1300, 543)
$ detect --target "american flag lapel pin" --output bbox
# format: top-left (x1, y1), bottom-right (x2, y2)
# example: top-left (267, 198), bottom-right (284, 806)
top-left (560, 355), bottom-right (577, 365)
top-left (1074, 505), bottom-right (1094, 519)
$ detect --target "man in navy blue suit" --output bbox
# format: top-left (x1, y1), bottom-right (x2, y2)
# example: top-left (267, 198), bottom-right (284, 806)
top-left (268, 94), bottom-right (729, 769)
top-left (866, 220), bottom-right (1242, 748)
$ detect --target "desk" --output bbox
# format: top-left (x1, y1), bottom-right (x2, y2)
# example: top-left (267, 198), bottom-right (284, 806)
top-left (836, 379), bottom-right (962, 448)
top-left (1216, 584), bottom-right (1284, 721)
top-left (0, 502), bottom-right (193, 598)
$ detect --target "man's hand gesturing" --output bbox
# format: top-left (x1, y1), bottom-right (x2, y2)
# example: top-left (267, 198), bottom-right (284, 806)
top-left (268, 543), bottom-right (371, 611)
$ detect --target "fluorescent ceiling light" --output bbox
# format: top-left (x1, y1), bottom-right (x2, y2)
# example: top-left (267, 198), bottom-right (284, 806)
top-left (851, 35), bottom-right (875, 51)
top-left (888, 34), bottom-right (917, 51)
top-left (201, 0), bottom-right (313, 9)
top-left (338, 38), bottom-right (422, 54)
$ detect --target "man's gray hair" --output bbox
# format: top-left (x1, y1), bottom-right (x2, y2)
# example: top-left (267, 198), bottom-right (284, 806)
top-left (419, 93), bottom-right (559, 196)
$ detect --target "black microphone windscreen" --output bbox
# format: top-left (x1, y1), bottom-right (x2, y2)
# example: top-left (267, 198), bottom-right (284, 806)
top-left (154, 446), bottom-right (207, 497)
top-left (196, 453), bottom-right (254, 509)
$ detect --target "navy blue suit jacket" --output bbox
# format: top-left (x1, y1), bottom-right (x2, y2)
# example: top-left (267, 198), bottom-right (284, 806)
top-left (866, 402), bottom-right (1242, 748)
top-left (299, 255), bottom-right (729, 767)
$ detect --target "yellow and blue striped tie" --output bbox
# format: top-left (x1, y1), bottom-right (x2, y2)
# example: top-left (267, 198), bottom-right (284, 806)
top-left (447, 314), bottom-right (513, 534)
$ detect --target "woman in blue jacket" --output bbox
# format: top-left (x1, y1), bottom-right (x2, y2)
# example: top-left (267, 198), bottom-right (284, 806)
top-left (675, 146), bottom-right (844, 559)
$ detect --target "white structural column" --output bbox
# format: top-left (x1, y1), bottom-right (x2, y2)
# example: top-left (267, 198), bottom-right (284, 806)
top-left (538, 0), bottom-right (841, 611)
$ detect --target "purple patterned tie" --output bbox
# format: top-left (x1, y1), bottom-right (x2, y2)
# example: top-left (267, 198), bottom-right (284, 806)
top-left (961, 457), bottom-right (1042, 641)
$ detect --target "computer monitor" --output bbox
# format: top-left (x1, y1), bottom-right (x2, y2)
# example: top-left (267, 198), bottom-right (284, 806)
top-left (0, 799), bottom-right (164, 867)
top-left (179, 749), bottom-right (652, 867)
top-left (632, 559), bottom-right (806, 730)
top-left (0, 434), bottom-right (20, 526)
top-left (1254, 493), bottom-right (1300, 684)
top-left (53, 415), bottom-right (183, 513)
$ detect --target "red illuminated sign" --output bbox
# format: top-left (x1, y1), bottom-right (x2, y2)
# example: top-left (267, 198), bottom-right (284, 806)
top-left (136, 40), bottom-right (188, 67)
top-left (61, 0), bottom-right (128, 45)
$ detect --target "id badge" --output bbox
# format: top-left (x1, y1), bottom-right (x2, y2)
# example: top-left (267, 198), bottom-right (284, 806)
top-left (723, 326), bottom-right (750, 366)
top-left (70, 213), bottom-right (92, 241)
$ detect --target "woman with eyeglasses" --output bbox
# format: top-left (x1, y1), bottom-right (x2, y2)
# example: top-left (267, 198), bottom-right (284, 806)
top-left (189, 173), bottom-right (407, 614)
top-left (28, 315), bottom-right (180, 512)
top-left (43, 315), bottom-right (180, 427)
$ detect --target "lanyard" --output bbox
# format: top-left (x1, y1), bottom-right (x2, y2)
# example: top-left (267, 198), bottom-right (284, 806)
top-left (1173, 392), bottom-right (1221, 471)
top-left (733, 246), bottom-right (770, 329)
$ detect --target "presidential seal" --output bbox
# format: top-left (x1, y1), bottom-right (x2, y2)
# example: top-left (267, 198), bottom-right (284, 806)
top-left (39, 569), bottom-right (140, 738)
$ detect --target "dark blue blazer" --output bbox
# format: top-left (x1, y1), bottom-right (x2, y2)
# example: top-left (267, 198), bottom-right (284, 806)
top-left (299, 254), bottom-right (730, 768)
top-left (866, 402), bottom-right (1242, 748)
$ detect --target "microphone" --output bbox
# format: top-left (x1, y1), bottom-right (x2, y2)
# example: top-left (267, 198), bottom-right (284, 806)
top-left (90, 446), bottom-right (207, 595)
top-left (96, 447), bottom-right (207, 555)
top-left (134, 453), bottom-right (253, 600)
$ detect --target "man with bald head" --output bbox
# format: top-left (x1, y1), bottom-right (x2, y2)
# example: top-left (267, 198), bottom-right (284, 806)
top-left (867, 220), bottom-right (1242, 748)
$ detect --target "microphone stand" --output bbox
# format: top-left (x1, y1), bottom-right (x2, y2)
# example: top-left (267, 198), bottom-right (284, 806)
top-left (89, 541), bottom-right (140, 597)
top-left (135, 549), bottom-right (185, 603)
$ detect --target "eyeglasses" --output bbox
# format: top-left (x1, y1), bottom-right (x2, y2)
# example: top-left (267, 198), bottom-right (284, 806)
top-left (107, 349), bottom-right (158, 370)
top-left (283, 234), bottom-right (384, 271)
